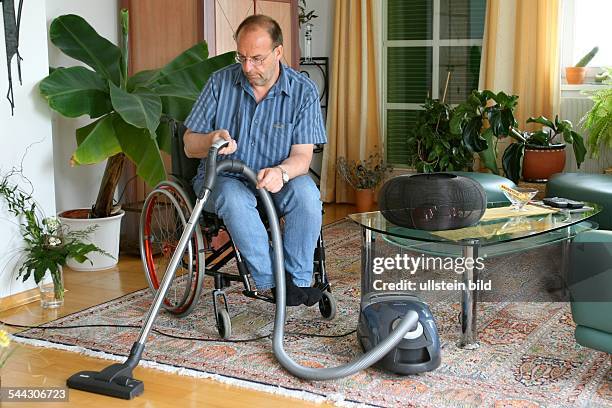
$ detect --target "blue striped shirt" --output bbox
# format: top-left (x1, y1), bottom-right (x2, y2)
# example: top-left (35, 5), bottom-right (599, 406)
top-left (185, 63), bottom-right (327, 183)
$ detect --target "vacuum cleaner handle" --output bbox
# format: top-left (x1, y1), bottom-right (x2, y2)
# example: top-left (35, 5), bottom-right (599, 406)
top-left (200, 139), bottom-right (230, 195)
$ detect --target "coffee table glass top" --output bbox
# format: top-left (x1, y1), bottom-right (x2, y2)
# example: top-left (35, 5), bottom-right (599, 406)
top-left (348, 202), bottom-right (602, 247)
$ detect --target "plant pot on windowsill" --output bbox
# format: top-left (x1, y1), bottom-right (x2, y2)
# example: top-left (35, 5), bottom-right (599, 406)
top-left (565, 67), bottom-right (586, 84)
top-left (58, 209), bottom-right (124, 271)
top-left (522, 143), bottom-right (566, 182)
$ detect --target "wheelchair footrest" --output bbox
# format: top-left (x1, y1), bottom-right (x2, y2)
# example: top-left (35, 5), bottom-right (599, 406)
top-left (242, 290), bottom-right (275, 303)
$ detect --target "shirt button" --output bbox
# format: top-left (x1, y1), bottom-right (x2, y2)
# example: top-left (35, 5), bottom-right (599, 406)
top-left (251, 141), bottom-right (255, 146)
top-left (254, 120), bottom-right (259, 124)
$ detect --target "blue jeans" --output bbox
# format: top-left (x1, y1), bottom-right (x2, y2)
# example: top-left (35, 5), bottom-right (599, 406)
top-left (195, 175), bottom-right (322, 290)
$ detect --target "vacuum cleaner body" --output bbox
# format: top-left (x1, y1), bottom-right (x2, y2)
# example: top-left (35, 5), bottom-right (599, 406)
top-left (358, 294), bottom-right (441, 374)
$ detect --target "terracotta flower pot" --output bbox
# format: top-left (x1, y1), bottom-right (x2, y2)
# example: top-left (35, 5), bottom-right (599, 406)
top-left (355, 189), bottom-right (375, 213)
top-left (565, 67), bottom-right (586, 84)
top-left (522, 144), bottom-right (566, 182)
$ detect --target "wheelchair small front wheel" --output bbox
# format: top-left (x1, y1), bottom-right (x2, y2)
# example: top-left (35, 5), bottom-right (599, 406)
top-left (217, 309), bottom-right (232, 339)
top-left (318, 291), bottom-right (337, 321)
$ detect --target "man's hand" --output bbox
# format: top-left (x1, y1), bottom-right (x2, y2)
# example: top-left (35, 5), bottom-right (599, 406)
top-left (211, 129), bottom-right (237, 155)
top-left (256, 167), bottom-right (284, 193)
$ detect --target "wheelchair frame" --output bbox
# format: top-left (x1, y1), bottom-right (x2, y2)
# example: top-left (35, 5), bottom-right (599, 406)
top-left (138, 122), bottom-right (336, 338)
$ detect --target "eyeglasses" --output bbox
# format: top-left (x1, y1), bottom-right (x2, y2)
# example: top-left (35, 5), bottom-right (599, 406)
top-left (235, 47), bottom-right (277, 66)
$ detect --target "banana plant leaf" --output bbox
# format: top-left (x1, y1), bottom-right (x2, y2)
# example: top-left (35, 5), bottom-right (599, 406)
top-left (39, 66), bottom-right (112, 118)
top-left (73, 114), bottom-right (121, 164)
top-left (49, 14), bottom-right (122, 85)
top-left (109, 82), bottom-right (162, 139)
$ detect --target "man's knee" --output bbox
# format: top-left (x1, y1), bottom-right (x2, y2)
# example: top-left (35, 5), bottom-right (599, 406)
top-left (213, 178), bottom-right (257, 218)
top-left (280, 175), bottom-right (322, 217)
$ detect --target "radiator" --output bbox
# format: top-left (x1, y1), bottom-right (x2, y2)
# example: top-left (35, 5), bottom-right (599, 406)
top-left (561, 96), bottom-right (611, 173)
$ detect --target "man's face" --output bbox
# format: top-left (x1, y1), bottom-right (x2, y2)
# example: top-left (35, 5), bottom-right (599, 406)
top-left (236, 27), bottom-right (282, 87)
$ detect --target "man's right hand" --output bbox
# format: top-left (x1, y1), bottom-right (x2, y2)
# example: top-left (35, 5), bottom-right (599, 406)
top-left (211, 129), bottom-right (237, 155)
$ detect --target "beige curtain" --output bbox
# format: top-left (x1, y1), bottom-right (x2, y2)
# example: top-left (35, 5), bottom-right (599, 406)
top-left (480, 0), bottom-right (561, 129)
top-left (320, 0), bottom-right (380, 203)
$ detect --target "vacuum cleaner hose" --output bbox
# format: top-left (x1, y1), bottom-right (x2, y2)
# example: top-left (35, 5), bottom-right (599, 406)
top-left (236, 165), bottom-right (420, 380)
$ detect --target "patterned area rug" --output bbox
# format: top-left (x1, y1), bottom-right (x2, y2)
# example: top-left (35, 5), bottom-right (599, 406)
top-left (14, 220), bottom-right (612, 407)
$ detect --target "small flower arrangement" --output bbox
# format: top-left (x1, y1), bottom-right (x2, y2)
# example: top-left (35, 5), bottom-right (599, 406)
top-left (0, 326), bottom-right (15, 368)
top-left (0, 170), bottom-right (106, 302)
top-left (298, 0), bottom-right (318, 27)
top-left (336, 152), bottom-right (394, 190)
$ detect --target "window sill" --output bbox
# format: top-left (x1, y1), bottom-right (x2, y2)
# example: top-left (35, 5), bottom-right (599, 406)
top-left (560, 83), bottom-right (609, 91)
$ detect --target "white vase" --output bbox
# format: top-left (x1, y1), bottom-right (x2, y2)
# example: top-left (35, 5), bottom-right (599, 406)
top-left (58, 209), bottom-right (125, 271)
top-left (38, 266), bottom-right (64, 308)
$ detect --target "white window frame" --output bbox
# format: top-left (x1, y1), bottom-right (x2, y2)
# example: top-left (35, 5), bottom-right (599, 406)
top-left (381, 0), bottom-right (484, 166)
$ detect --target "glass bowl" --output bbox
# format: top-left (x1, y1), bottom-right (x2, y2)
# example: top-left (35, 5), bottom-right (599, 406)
top-left (502, 187), bottom-right (538, 211)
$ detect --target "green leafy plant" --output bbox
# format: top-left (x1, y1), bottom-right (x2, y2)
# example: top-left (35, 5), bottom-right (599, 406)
top-left (298, 0), bottom-right (318, 27)
top-left (575, 46), bottom-right (599, 67)
top-left (450, 90), bottom-right (585, 183)
top-left (39, 10), bottom-right (235, 218)
top-left (581, 67), bottom-right (612, 158)
top-left (451, 90), bottom-right (522, 177)
top-left (407, 98), bottom-right (474, 172)
top-left (337, 152), bottom-right (393, 190)
top-left (0, 170), bottom-right (107, 301)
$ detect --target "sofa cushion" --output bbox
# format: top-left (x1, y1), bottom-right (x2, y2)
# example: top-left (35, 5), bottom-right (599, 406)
top-left (449, 171), bottom-right (516, 204)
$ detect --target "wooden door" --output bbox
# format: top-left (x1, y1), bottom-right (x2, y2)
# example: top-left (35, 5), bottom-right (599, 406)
top-left (207, 0), bottom-right (299, 68)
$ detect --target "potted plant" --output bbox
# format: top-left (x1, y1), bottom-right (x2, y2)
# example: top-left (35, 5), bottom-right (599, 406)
top-left (0, 170), bottom-right (106, 308)
top-left (451, 90), bottom-right (586, 183)
top-left (336, 152), bottom-right (393, 212)
top-left (566, 46), bottom-right (599, 85)
top-left (39, 11), bottom-right (235, 269)
top-left (451, 90), bottom-right (522, 178)
top-left (581, 67), bottom-right (612, 158)
top-left (520, 115), bottom-right (586, 181)
top-left (298, 0), bottom-right (318, 27)
top-left (407, 98), bottom-right (474, 172)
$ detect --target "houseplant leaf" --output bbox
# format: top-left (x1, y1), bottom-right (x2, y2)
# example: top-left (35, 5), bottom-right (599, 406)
top-left (478, 128), bottom-right (499, 174)
top-left (127, 69), bottom-right (160, 92)
top-left (570, 130), bottom-right (587, 167)
top-left (39, 66), bottom-right (112, 118)
top-left (154, 51), bottom-right (236, 93)
top-left (73, 114), bottom-right (122, 164)
top-left (112, 117), bottom-right (166, 187)
top-left (158, 42), bottom-right (209, 79)
top-left (152, 83), bottom-right (198, 122)
top-left (156, 121), bottom-right (172, 154)
top-left (109, 82), bottom-right (162, 138)
top-left (501, 142), bottom-right (525, 183)
top-left (527, 116), bottom-right (555, 129)
top-left (49, 14), bottom-right (122, 85)
top-left (463, 116), bottom-right (487, 152)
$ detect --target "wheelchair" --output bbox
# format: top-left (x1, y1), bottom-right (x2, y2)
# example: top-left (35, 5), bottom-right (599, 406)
top-left (138, 122), bottom-right (337, 339)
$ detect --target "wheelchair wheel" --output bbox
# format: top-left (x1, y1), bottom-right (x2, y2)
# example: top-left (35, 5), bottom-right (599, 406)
top-left (217, 309), bottom-right (232, 339)
top-left (319, 291), bottom-right (337, 321)
top-left (140, 180), bottom-right (205, 317)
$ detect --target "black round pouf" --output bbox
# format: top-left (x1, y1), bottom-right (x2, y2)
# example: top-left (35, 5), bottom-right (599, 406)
top-left (378, 173), bottom-right (487, 231)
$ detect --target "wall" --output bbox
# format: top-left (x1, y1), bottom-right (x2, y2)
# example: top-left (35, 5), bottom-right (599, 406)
top-left (0, 1), bottom-right (56, 297)
top-left (45, 0), bottom-right (120, 213)
top-left (299, 0), bottom-right (335, 176)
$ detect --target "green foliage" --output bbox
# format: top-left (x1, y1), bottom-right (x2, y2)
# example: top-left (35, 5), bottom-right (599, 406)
top-left (525, 115), bottom-right (586, 167)
top-left (406, 98), bottom-right (473, 172)
top-left (581, 67), bottom-right (612, 158)
top-left (337, 152), bottom-right (393, 190)
top-left (575, 46), bottom-right (599, 67)
top-left (39, 11), bottom-right (235, 215)
top-left (450, 90), bottom-right (520, 176)
top-left (0, 170), bottom-right (108, 298)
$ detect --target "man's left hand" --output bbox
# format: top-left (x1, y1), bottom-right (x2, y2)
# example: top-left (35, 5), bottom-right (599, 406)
top-left (256, 167), bottom-right (284, 193)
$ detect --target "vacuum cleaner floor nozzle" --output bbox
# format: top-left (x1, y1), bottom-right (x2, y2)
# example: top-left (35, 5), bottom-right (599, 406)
top-left (67, 371), bottom-right (144, 400)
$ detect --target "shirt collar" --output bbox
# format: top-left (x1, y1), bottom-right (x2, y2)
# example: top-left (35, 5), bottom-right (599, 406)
top-left (233, 63), bottom-right (291, 97)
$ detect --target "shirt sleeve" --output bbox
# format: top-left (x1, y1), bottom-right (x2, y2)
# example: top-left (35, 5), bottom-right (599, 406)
top-left (291, 83), bottom-right (327, 145)
top-left (184, 75), bottom-right (218, 133)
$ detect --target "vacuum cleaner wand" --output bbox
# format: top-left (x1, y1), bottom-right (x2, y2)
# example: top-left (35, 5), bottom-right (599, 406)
top-left (67, 141), bottom-right (230, 399)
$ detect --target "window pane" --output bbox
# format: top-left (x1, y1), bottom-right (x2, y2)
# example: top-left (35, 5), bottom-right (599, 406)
top-left (387, 110), bottom-right (419, 166)
top-left (388, 0), bottom-right (432, 40)
top-left (387, 47), bottom-right (433, 103)
top-left (440, 0), bottom-right (486, 40)
top-left (439, 46), bottom-right (482, 104)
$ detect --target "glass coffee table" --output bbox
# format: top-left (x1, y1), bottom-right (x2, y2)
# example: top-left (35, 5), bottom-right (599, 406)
top-left (349, 202), bottom-right (601, 349)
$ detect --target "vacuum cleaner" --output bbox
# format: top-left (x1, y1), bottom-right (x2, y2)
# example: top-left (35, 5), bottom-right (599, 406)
top-left (67, 140), bottom-right (439, 399)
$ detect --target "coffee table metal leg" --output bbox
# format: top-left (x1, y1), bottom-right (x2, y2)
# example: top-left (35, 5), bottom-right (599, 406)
top-left (459, 240), bottom-right (480, 349)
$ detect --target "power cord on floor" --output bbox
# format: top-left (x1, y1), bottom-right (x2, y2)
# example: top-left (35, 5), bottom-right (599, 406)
top-left (0, 320), bottom-right (356, 343)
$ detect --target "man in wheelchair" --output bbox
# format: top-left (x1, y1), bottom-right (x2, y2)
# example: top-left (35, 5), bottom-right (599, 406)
top-left (183, 15), bottom-right (327, 307)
